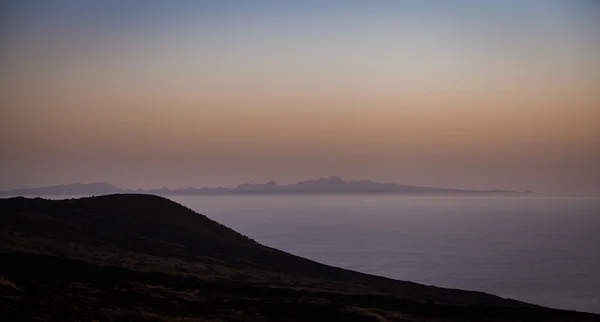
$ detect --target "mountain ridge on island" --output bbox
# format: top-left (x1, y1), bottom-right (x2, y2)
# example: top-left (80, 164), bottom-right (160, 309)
top-left (0, 177), bottom-right (529, 196)
top-left (0, 194), bottom-right (595, 321)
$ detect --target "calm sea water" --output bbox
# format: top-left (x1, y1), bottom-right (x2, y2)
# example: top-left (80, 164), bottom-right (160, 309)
top-left (170, 195), bottom-right (600, 313)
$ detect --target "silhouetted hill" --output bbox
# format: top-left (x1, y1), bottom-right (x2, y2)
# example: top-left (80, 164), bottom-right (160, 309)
top-left (0, 195), bottom-right (594, 321)
top-left (0, 177), bottom-right (523, 196)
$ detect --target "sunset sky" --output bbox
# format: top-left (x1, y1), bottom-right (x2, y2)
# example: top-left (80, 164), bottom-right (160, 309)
top-left (1, 1), bottom-right (599, 193)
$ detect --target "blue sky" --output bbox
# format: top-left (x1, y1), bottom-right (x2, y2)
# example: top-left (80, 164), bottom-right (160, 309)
top-left (1, 1), bottom-right (599, 193)
top-left (3, 1), bottom-right (598, 32)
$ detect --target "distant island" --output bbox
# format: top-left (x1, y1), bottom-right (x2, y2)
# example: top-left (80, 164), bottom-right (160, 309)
top-left (0, 176), bottom-right (529, 196)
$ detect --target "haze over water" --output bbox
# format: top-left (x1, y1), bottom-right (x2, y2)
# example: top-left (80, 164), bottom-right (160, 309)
top-left (171, 195), bottom-right (600, 313)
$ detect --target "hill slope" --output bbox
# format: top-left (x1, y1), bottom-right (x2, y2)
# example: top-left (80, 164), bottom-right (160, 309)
top-left (0, 195), bottom-right (595, 321)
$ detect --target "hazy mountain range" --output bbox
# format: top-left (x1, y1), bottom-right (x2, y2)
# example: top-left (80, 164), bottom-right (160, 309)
top-left (0, 177), bottom-right (527, 196)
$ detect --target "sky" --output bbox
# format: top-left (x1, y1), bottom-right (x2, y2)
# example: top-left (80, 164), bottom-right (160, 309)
top-left (1, 1), bottom-right (599, 194)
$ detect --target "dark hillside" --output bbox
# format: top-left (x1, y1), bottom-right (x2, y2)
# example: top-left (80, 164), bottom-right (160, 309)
top-left (1, 195), bottom-right (597, 321)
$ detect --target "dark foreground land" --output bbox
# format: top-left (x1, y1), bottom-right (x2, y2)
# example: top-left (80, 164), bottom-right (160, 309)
top-left (0, 195), bottom-right (597, 321)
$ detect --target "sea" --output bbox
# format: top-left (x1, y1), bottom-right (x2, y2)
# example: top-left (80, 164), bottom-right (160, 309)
top-left (168, 195), bottom-right (600, 313)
